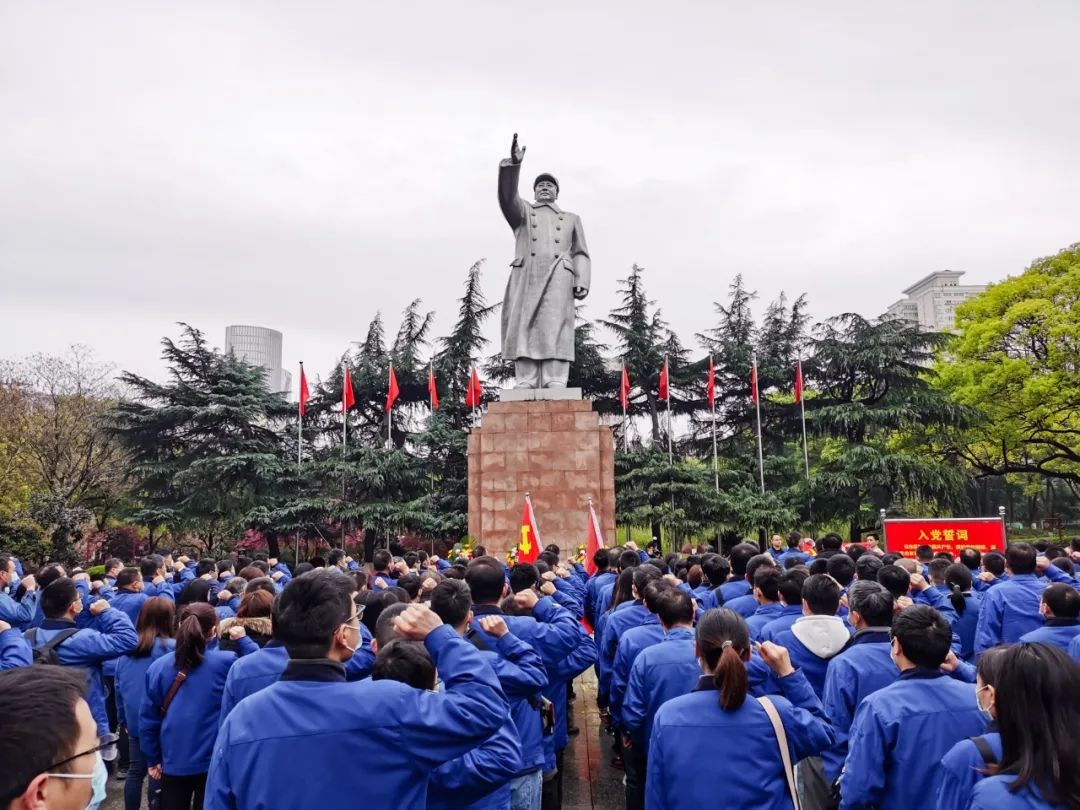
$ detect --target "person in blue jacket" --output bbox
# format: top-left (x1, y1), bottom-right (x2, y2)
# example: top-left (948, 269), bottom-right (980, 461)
top-left (943, 563), bottom-right (982, 661)
top-left (206, 570), bottom-right (509, 810)
top-left (767, 534), bottom-right (787, 562)
top-left (646, 608), bottom-right (834, 810)
top-left (25, 577), bottom-right (137, 738)
top-left (621, 588), bottom-right (698, 810)
top-left (584, 549), bottom-right (617, 627)
top-left (116, 596), bottom-right (176, 810)
top-left (819, 582), bottom-right (898, 798)
top-left (935, 645), bottom-right (1007, 810)
top-left (723, 554), bottom-right (780, 619)
top-left (140, 602), bottom-right (257, 809)
top-left (771, 574), bottom-right (850, 698)
top-left (1018, 583), bottom-right (1080, 651)
top-left (1071, 632), bottom-right (1080, 663)
top-left (698, 543), bottom-right (759, 612)
top-left (968, 643), bottom-right (1080, 809)
top-left (609, 580), bottom-right (672, 731)
top-left (758, 569), bottom-right (810, 642)
top-left (0, 617), bottom-right (32, 669)
top-left (974, 543), bottom-right (1047, 654)
top-left (594, 549), bottom-right (641, 621)
top-left (429, 579), bottom-right (546, 810)
top-left (598, 566), bottom-right (664, 714)
top-left (973, 550), bottom-right (1008, 592)
top-left (778, 532), bottom-right (811, 567)
top-left (0, 554), bottom-right (39, 629)
top-left (745, 566), bottom-right (787, 639)
top-left (839, 604), bottom-right (986, 810)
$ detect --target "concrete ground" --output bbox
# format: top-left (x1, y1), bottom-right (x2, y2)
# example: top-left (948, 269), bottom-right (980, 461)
top-left (100, 670), bottom-right (621, 810)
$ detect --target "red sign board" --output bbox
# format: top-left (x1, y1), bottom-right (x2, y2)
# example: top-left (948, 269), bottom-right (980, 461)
top-left (882, 518), bottom-right (1006, 557)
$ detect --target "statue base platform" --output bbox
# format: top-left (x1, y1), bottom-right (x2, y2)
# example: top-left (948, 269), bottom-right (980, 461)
top-left (467, 397), bottom-right (615, 559)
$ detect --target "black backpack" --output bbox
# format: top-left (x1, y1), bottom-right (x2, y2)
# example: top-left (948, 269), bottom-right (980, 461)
top-left (24, 627), bottom-right (80, 666)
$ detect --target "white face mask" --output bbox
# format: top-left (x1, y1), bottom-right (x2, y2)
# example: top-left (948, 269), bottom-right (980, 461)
top-left (46, 751), bottom-right (107, 810)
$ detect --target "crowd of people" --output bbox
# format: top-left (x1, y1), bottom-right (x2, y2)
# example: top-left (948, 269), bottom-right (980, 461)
top-left (1, 532), bottom-right (1079, 810)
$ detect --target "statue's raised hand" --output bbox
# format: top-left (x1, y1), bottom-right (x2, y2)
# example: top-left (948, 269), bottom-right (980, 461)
top-left (511, 132), bottom-right (526, 164)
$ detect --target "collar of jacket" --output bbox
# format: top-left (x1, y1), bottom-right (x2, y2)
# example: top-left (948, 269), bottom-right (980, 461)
top-left (280, 659), bottom-right (346, 683)
top-left (40, 618), bottom-right (76, 630)
top-left (692, 674), bottom-right (716, 692)
top-left (265, 640), bottom-right (287, 649)
top-left (843, 627), bottom-right (892, 651)
top-left (471, 604), bottom-right (505, 616)
top-left (664, 626), bottom-right (695, 642)
top-left (1045, 618), bottom-right (1079, 627)
top-left (897, 666), bottom-right (945, 681)
top-left (529, 201), bottom-right (563, 214)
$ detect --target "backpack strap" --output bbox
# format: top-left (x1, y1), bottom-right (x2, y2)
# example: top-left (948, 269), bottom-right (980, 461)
top-left (756, 696), bottom-right (802, 810)
top-left (160, 669), bottom-right (189, 715)
top-left (26, 627), bottom-right (81, 652)
top-left (971, 735), bottom-right (997, 766)
top-left (464, 625), bottom-right (490, 652)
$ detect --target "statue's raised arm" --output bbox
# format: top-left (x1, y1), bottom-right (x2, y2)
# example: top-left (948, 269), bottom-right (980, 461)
top-left (498, 133), bottom-right (526, 230)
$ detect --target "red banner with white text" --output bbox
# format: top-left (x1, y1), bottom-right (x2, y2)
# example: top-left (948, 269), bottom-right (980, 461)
top-left (882, 517), bottom-right (1006, 556)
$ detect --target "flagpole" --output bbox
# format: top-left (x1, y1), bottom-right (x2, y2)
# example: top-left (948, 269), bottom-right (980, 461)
top-left (387, 364), bottom-right (392, 452)
top-left (297, 362), bottom-right (304, 567)
top-left (341, 362), bottom-right (348, 502)
top-left (754, 355), bottom-right (765, 494)
top-left (665, 356), bottom-right (673, 467)
top-left (710, 355), bottom-right (719, 493)
top-left (798, 355), bottom-right (813, 531)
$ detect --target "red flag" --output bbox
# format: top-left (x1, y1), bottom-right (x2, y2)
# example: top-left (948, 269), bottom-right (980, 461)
top-left (619, 365), bottom-right (630, 411)
top-left (298, 364), bottom-right (310, 417)
top-left (658, 359), bottom-right (669, 401)
top-left (428, 367), bottom-right (439, 410)
top-left (385, 364), bottom-right (399, 412)
top-left (707, 356), bottom-right (716, 409)
top-left (794, 359), bottom-right (803, 404)
top-left (465, 368), bottom-right (482, 409)
top-left (584, 500), bottom-right (605, 576)
top-left (750, 360), bottom-right (759, 405)
top-left (518, 495), bottom-right (541, 564)
top-left (343, 367), bottom-right (356, 411)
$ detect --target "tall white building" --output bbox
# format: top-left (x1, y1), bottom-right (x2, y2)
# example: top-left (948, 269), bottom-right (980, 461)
top-left (225, 325), bottom-right (293, 396)
top-left (884, 270), bottom-right (986, 331)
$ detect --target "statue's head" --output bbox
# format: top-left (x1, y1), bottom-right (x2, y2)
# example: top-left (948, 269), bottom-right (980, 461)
top-left (533, 173), bottom-right (559, 204)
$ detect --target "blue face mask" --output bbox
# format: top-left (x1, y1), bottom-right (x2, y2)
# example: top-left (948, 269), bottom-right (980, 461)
top-left (86, 753), bottom-right (107, 810)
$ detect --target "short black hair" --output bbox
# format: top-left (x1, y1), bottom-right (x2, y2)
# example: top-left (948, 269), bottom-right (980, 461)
top-left (508, 564), bottom-right (539, 594)
top-left (655, 588), bottom-right (694, 628)
top-left (618, 550), bottom-right (640, 571)
top-left (195, 559), bottom-right (216, 577)
top-left (103, 557), bottom-right (122, 573)
top-left (641, 580), bottom-right (674, 614)
top-left (371, 640), bottom-right (435, 690)
top-left (802, 574), bottom-right (841, 616)
top-left (927, 558), bottom-right (951, 584)
top-left (826, 555), bottom-right (856, 588)
top-left (744, 554), bottom-right (776, 584)
top-left (753, 567), bottom-right (782, 602)
top-left (464, 558), bottom-right (506, 604)
top-left (1043, 583), bottom-right (1080, 619)
top-left (140, 555), bottom-right (163, 579)
top-left (328, 549), bottom-right (347, 567)
top-left (808, 557), bottom-right (829, 576)
top-left (1006, 543), bottom-right (1037, 575)
top-left (1051, 556), bottom-right (1076, 577)
top-left (372, 549), bottom-right (392, 571)
top-left (116, 567), bottom-right (141, 589)
top-left (786, 531), bottom-right (802, 549)
top-left (916, 544), bottom-right (934, 561)
top-left (216, 559), bottom-right (234, 575)
top-left (0, 666), bottom-right (88, 803)
top-left (959, 548), bottom-right (981, 570)
top-left (728, 544), bottom-right (759, 578)
top-left (632, 564), bottom-right (663, 596)
top-left (848, 581), bottom-right (894, 627)
top-left (430, 579), bottom-right (472, 628)
top-left (701, 555), bottom-right (730, 587)
top-left (593, 549), bottom-right (610, 570)
top-left (855, 554), bottom-right (883, 582)
top-left (778, 569), bottom-right (808, 606)
top-left (982, 551), bottom-right (1007, 576)
top-left (276, 570), bottom-right (354, 659)
top-left (821, 534), bottom-right (843, 552)
top-left (42, 577), bottom-right (79, 618)
top-left (892, 605), bottom-right (952, 668)
top-left (396, 573), bottom-right (422, 600)
top-left (294, 562), bottom-right (314, 576)
top-left (374, 602), bottom-right (410, 648)
top-left (878, 564), bottom-right (911, 600)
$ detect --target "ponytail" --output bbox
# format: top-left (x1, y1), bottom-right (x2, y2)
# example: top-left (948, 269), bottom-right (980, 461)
top-left (949, 583), bottom-right (967, 616)
top-left (945, 563), bottom-right (973, 617)
top-left (697, 608), bottom-right (751, 712)
top-left (174, 602), bottom-right (217, 670)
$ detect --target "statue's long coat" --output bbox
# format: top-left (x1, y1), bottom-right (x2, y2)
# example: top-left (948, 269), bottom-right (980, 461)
top-left (498, 159), bottom-right (591, 361)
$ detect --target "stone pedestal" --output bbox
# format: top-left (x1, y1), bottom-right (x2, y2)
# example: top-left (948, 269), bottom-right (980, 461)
top-left (467, 397), bottom-right (615, 559)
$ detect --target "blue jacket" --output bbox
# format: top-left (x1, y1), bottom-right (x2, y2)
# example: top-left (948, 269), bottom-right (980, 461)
top-left (772, 616), bottom-right (851, 698)
top-left (206, 626), bottom-right (508, 810)
top-left (141, 638), bottom-right (258, 775)
top-left (0, 627), bottom-right (31, 669)
top-left (115, 638), bottom-right (175, 738)
top-left (820, 629), bottom-right (898, 782)
top-left (936, 731), bottom-right (1002, 810)
top-left (973, 572), bottom-right (1008, 592)
top-left (609, 622), bottom-right (665, 724)
top-left (598, 602), bottom-right (655, 704)
top-left (839, 669), bottom-right (986, 810)
top-left (719, 578), bottom-right (752, 603)
top-left (594, 579), bottom-right (617, 622)
top-left (542, 630), bottom-right (597, 763)
top-left (974, 573), bottom-right (1046, 653)
top-left (723, 591), bottom-right (760, 619)
top-left (647, 669), bottom-right (834, 810)
top-left (779, 550), bottom-right (810, 566)
top-left (427, 716), bottom-right (523, 810)
top-left (1070, 633), bottom-right (1080, 663)
top-left (27, 610), bottom-right (137, 736)
top-left (758, 605), bottom-right (805, 642)
top-left (746, 602), bottom-right (786, 640)
top-left (1019, 619), bottom-right (1080, 651)
top-left (104, 588), bottom-right (170, 676)
top-left (585, 571), bottom-right (616, 627)
top-left (0, 588), bottom-right (39, 630)
top-left (220, 627), bottom-right (376, 719)
top-left (971, 774), bottom-right (1059, 809)
top-left (621, 627), bottom-right (698, 744)
top-left (949, 591), bottom-right (982, 661)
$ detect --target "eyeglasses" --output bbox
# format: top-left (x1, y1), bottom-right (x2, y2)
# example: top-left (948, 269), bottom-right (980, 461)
top-left (45, 733), bottom-right (119, 772)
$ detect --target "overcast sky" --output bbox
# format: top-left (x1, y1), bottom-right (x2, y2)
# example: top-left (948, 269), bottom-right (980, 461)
top-left (2, 1), bottom-right (1078, 388)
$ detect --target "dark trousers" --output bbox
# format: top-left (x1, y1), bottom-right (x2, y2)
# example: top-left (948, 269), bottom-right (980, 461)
top-left (124, 735), bottom-right (160, 810)
top-left (160, 772), bottom-right (207, 810)
top-left (541, 748), bottom-right (564, 810)
top-left (623, 737), bottom-right (646, 810)
top-left (103, 675), bottom-right (130, 770)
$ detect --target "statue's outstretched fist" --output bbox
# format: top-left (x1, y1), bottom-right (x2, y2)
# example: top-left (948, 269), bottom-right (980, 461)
top-left (511, 133), bottom-right (526, 164)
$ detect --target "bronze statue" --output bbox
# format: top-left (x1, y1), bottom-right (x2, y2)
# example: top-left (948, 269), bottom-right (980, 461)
top-left (498, 133), bottom-right (591, 389)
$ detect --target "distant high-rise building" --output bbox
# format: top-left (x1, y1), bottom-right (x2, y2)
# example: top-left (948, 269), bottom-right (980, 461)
top-left (225, 325), bottom-right (292, 396)
top-left (884, 270), bottom-right (986, 331)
